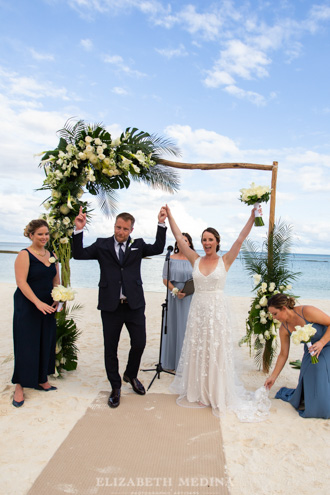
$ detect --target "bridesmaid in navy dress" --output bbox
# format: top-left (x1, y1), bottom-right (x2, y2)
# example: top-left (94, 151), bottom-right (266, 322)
top-left (12, 219), bottom-right (60, 407)
top-left (265, 293), bottom-right (330, 418)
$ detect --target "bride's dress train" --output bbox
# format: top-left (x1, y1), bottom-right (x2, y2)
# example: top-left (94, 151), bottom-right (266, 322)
top-left (169, 257), bottom-right (270, 422)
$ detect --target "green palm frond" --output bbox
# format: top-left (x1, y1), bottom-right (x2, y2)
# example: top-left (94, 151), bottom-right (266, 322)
top-left (240, 220), bottom-right (301, 371)
top-left (55, 303), bottom-right (82, 375)
top-left (241, 220), bottom-right (301, 289)
top-left (130, 163), bottom-right (180, 193)
top-left (96, 189), bottom-right (119, 217)
top-left (57, 118), bottom-right (86, 144)
top-left (149, 134), bottom-right (181, 159)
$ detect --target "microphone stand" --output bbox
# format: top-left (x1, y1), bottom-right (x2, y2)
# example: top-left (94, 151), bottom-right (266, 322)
top-left (141, 246), bottom-right (175, 390)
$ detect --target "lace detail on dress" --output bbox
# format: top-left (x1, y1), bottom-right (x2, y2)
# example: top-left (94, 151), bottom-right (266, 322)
top-left (169, 257), bottom-right (271, 422)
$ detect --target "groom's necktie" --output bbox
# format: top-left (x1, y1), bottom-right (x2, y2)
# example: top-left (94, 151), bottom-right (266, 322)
top-left (118, 242), bottom-right (125, 265)
top-left (118, 243), bottom-right (126, 296)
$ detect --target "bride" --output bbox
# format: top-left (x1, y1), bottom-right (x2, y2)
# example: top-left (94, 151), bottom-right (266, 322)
top-left (165, 204), bottom-right (270, 422)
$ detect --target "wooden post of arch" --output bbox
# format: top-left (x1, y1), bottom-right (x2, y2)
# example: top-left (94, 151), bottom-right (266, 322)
top-left (158, 158), bottom-right (278, 373)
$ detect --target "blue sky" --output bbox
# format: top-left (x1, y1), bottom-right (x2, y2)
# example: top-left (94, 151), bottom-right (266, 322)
top-left (0, 0), bottom-right (330, 253)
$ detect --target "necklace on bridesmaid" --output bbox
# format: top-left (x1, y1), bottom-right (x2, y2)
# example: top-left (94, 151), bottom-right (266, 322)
top-left (30, 247), bottom-right (47, 257)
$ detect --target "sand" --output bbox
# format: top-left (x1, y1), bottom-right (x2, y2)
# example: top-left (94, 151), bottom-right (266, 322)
top-left (0, 282), bottom-right (330, 494)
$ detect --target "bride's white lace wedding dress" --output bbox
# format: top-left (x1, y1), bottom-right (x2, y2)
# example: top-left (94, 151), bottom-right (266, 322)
top-left (169, 257), bottom-right (270, 422)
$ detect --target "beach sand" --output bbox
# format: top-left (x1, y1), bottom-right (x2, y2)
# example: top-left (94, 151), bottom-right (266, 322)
top-left (0, 283), bottom-right (330, 494)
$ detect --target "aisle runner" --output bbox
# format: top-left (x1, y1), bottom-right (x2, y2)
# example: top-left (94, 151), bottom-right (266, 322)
top-left (28, 392), bottom-right (229, 495)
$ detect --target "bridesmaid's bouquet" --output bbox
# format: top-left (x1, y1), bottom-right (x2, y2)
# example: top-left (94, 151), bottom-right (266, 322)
top-left (51, 285), bottom-right (76, 311)
top-left (292, 324), bottom-right (318, 364)
top-left (239, 182), bottom-right (271, 226)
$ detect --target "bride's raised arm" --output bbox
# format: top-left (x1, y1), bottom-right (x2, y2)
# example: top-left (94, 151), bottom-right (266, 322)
top-left (165, 205), bottom-right (199, 266)
top-left (222, 208), bottom-right (256, 271)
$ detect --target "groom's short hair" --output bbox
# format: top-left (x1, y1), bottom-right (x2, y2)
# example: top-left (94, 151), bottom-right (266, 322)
top-left (116, 212), bottom-right (135, 227)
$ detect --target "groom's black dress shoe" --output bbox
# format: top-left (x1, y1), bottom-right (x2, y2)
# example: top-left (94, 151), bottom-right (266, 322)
top-left (108, 389), bottom-right (121, 408)
top-left (123, 374), bottom-right (146, 395)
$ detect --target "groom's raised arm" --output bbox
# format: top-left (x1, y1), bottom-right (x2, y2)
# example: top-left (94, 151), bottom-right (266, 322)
top-left (72, 207), bottom-right (98, 260)
top-left (142, 207), bottom-right (167, 257)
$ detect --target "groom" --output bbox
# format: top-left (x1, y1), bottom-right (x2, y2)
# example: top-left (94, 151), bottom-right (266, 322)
top-left (73, 206), bottom-right (167, 408)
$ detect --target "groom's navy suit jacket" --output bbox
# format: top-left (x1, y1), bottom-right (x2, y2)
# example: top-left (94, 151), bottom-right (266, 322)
top-left (72, 226), bottom-right (166, 312)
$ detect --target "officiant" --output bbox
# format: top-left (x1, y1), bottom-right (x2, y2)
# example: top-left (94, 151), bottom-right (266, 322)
top-left (161, 233), bottom-right (195, 371)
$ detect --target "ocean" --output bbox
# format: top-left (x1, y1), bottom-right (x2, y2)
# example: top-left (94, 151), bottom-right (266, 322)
top-left (1, 242), bottom-right (329, 300)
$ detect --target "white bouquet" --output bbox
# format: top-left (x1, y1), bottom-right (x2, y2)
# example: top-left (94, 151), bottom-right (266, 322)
top-left (51, 285), bottom-right (76, 311)
top-left (239, 182), bottom-right (271, 226)
top-left (292, 324), bottom-right (318, 364)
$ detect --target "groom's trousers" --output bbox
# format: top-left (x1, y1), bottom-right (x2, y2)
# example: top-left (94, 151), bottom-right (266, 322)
top-left (101, 303), bottom-right (146, 389)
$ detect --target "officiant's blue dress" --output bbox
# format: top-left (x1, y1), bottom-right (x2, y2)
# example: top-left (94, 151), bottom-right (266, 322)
top-left (12, 250), bottom-right (57, 388)
top-left (161, 259), bottom-right (193, 370)
top-left (276, 309), bottom-right (330, 419)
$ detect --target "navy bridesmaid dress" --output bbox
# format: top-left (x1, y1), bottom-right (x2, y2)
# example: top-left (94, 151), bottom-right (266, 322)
top-left (12, 250), bottom-right (57, 388)
top-left (276, 309), bottom-right (330, 418)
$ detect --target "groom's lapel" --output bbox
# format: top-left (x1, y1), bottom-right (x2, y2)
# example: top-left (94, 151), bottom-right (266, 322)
top-left (107, 236), bottom-right (119, 263)
top-left (123, 236), bottom-right (132, 263)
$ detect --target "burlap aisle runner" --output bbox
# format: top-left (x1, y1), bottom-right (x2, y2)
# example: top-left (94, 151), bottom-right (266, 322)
top-left (28, 392), bottom-right (230, 495)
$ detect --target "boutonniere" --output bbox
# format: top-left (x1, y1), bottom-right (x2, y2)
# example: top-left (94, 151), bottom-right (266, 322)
top-left (49, 256), bottom-right (58, 264)
top-left (128, 238), bottom-right (135, 248)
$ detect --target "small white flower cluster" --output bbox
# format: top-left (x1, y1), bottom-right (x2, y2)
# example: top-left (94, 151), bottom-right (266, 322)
top-left (239, 182), bottom-right (271, 205)
top-left (51, 285), bottom-right (75, 302)
top-left (171, 287), bottom-right (179, 297)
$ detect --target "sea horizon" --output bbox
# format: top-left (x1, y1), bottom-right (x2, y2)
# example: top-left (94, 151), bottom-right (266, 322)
top-left (1, 241), bottom-right (329, 300)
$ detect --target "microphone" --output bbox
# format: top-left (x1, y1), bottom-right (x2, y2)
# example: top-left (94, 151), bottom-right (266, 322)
top-left (165, 245), bottom-right (173, 260)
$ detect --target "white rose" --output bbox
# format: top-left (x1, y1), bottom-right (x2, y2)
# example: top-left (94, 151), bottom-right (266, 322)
top-left (60, 204), bottom-right (70, 215)
top-left (98, 153), bottom-right (105, 160)
top-left (97, 146), bottom-right (104, 155)
top-left (269, 282), bottom-right (276, 292)
top-left (60, 237), bottom-right (69, 244)
top-left (112, 137), bottom-right (121, 147)
top-left (260, 317), bottom-right (267, 324)
top-left (62, 217), bottom-right (71, 226)
top-left (89, 154), bottom-right (98, 165)
top-left (51, 190), bottom-right (61, 199)
top-left (259, 296), bottom-right (268, 307)
top-left (85, 136), bottom-right (93, 143)
top-left (94, 138), bottom-right (102, 145)
top-left (253, 274), bottom-right (261, 285)
top-left (261, 282), bottom-right (267, 293)
top-left (49, 257), bottom-right (56, 264)
top-left (79, 152), bottom-right (87, 160)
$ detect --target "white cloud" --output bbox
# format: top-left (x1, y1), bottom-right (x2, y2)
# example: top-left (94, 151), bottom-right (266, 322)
top-left (112, 86), bottom-right (129, 95)
top-left (155, 44), bottom-right (188, 59)
top-left (80, 38), bottom-right (93, 51)
top-left (165, 124), bottom-right (240, 162)
top-left (30, 48), bottom-right (55, 61)
top-left (0, 66), bottom-right (75, 101)
top-left (103, 54), bottom-right (147, 77)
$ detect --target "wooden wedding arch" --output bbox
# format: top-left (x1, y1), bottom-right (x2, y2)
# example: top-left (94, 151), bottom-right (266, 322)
top-left (158, 159), bottom-right (278, 234)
